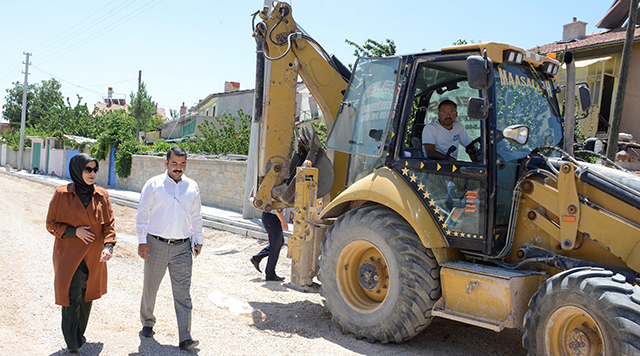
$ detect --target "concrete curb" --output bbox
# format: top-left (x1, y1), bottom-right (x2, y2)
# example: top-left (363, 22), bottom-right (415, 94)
top-left (1, 168), bottom-right (274, 242)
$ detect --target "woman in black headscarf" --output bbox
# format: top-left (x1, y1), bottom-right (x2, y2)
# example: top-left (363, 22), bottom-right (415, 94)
top-left (46, 153), bottom-right (117, 354)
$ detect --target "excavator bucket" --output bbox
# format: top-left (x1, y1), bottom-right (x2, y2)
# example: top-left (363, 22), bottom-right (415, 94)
top-left (279, 124), bottom-right (334, 205)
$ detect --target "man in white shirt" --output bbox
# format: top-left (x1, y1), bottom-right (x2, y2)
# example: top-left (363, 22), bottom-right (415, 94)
top-left (136, 146), bottom-right (203, 351)
top-left (422, 99), bottom-right (478, 162)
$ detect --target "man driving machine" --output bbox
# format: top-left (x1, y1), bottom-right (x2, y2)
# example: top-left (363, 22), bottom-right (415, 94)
top-left (422, 99), bottom-right (478, 162)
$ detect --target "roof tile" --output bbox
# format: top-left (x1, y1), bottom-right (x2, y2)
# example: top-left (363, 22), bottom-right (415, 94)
top-left (531, 26), bottom-right (640, 54)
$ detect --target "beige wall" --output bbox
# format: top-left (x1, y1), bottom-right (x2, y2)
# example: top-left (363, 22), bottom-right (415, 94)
top-left (3, 147), bottom-right (32, 170)
top-left (564, 46), bottom-right (640, 141)
top-left (48, 148), bottom-right (65, 176)
top-left (116, 154), bottom-right (248, 212)
top-left (620, 45), bottom-right (640, 141)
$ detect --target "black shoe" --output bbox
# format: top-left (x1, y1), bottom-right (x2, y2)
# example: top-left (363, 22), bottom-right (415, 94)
top-left (179, 339), bottom-right (199, 350)
top-left (66, 350), bottom-right (79, 355)
top-left (250, 256), bottom-right (261, 273)
top-left (141, 326), bottom-right (154, 338)
top-left (266, 275), bottom-right (285, 282)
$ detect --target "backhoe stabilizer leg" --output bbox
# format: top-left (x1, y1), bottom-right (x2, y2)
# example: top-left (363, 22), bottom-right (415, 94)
top-left (288, 166), bottom-right (323, 286)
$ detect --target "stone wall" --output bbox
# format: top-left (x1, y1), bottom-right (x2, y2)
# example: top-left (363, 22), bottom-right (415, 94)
top-left (116, 154), bottom-right (248, 212)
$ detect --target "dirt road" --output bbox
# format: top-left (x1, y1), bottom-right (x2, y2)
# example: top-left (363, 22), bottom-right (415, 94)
top-left (0, 173), bottom-right (527, 355)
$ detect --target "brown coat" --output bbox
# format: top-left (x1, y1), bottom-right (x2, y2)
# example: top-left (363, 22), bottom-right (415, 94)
top-left (46, 183), bottom-right (116, 306)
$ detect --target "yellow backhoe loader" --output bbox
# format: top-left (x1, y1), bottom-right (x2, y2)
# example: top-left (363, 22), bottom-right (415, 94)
top-left (249, 2), bottom-right (640, 354)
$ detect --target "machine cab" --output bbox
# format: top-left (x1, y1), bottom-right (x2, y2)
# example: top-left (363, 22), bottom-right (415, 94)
top-left (327, 44), bottom-right (563, 256)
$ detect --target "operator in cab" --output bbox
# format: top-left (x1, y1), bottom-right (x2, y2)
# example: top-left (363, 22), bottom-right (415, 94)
top-left (422, 99), bottom-right (478, 162)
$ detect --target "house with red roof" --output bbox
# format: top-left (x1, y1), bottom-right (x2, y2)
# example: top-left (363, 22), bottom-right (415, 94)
top-left (533, 1), bottom-right (640, 142)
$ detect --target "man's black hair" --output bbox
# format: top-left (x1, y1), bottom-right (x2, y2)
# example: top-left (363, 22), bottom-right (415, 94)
top-left (167, 146), bottom-right (187, 160)
top-left (438, 99), bottom-right (457, 110)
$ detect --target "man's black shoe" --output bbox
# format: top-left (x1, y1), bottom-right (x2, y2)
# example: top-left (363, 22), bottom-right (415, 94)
top-left (141, 326), bottom-right (154, 338)
top-left (250, 256), bottom-right (261, 273)
top-left (266, 275), bottom-right (285, 282)
top-left (179, 339), bottom-right (199, 350)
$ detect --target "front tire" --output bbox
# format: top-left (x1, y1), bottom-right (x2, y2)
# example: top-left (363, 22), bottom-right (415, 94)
top-left (318, 205), bottom-right (440, 343)
top-left (523, 267), bottom-right (640, 356)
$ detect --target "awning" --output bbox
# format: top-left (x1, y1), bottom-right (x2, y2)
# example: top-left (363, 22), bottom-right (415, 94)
top-left (165, 137), bottom-right (190, 143)
top-left (63, 134), bottom-right (97, 144)
top-left (562, 56), bottom-right (612, 68)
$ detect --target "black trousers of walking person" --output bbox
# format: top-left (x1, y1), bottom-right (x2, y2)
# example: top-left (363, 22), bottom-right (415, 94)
top-left (62, 259), bottom-right (91, 350)
top-left (253, 211), bottom-right (284, 279)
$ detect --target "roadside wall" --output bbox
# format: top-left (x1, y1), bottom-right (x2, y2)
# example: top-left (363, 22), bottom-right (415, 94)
top-left (48, 148), bottom-right (64, 177)
top-left (3, 147), bottom-right (32, 171)
top-left (116, 154), bottom-right (248, 212)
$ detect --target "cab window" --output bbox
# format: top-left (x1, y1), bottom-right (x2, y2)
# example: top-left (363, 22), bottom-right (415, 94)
top-left (403, 61), bottom-right (482, 162)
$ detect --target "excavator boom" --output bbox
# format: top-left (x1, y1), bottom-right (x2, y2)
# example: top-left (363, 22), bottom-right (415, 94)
top-left (251, 2), bottom-right (348, 212)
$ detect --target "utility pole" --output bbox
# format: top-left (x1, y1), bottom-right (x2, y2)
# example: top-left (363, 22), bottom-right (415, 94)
top-left (606, 0), bottom-right (639, 161)
top-left (136, 70), bottom-right (142, 142)
top-left (564, 52), bottom-right (575, 156)
top-left (18, 52), bottom-right (31, 171)
top-left (243, 26), bottom-right (266, 218)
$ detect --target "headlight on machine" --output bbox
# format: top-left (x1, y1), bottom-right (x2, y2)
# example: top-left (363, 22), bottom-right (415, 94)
top-left (541, 62), bottom-right (559, 77)
top-left (503, 50), bottom-right (524, 64)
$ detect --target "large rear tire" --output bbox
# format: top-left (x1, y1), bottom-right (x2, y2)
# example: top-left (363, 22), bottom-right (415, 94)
top-left (318, 205), bottom-right (440, 343)
top-left (523, 267), bottom-right (640, 356)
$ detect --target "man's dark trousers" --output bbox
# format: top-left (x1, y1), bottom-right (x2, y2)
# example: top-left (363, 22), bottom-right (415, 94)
top-left (253, 211), bottom-right (284, 279)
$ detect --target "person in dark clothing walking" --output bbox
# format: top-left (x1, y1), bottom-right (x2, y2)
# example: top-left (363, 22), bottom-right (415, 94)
top-left (250, 210), bottom-right (289, 281)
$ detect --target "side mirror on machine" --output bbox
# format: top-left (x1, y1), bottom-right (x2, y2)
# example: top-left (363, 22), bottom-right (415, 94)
top-left (502, 125), bottom-right (529, 145)
top-left (467, 55), bottom-right (494, 90)
top-left (578, 85), bottom-right (592, 113)
top-left (467, 55), bottom-right (494, 120)
top-left (468, 97), bottom-right (489, 120)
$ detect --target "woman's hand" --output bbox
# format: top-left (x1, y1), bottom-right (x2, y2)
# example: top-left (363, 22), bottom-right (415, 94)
top-left (76, 226), bottom-right (95, 244)
top-left (100, 248), bottom-right (112, 262)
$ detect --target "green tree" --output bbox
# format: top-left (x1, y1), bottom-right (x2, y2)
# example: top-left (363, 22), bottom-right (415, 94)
top-left (345, 38), bottom-right (396, 58)
top-left (29, 79), bottom-right (67, 129)
top-left (451, 39), bottom-right (480, 46)
top-left (129, 82), bottom-right (158, 139)
top-left (2, 81), bottom-right (36, 128)
top-left (0, 126), bottom-right (46, 150)
top-left (169, 108), bottom-right (180, 121)
top-left (89, 108), bottom-right (148, 178)
top-left (114, 137), bottom-right (147, 178)
top-left (2, 78), bottom-right (96, 144)
top-left (197, 109), bottom-right (252, 155)
top-left (38, 94), bottom-right (94, 138)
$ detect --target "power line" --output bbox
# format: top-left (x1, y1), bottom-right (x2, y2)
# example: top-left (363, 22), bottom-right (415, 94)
top-left (29, 0), bottom-right (122, 54)
top-left (146, 81), bottom-right (201, 100)
top-left (35, 0), bottom-right (138, 58)
top-left (38, 0), bottom-right (163, 64)
top-left (31, 64), bottom-right (106, 97)
top-left (0, 55), bottom-right (26, 84)
top-left (29, 65), bottom-right (182, 110)
top-left (85, 78), bottom-right (139, 89)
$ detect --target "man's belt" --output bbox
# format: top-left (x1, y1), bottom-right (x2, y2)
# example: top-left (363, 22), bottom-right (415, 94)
top-left (149, 234), bottom-right (189, 245)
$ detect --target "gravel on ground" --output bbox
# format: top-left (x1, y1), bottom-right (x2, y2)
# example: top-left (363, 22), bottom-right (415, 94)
top-left (0, 173), bottom-right (527, 356)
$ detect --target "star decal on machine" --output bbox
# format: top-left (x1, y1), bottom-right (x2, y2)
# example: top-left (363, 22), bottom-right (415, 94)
top-left (398, 161), bottom-right (484, 241)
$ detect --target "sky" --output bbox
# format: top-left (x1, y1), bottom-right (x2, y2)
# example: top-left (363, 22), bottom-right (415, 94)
top-left (0, 0), bottom-right (615, 121)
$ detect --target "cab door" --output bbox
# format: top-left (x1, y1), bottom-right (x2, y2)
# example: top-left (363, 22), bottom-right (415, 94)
top-left (395, 56), bottom-right (488, 252)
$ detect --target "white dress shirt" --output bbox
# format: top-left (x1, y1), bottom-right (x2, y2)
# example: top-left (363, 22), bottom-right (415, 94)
top-left (136, 172), bottom-right (204, 245)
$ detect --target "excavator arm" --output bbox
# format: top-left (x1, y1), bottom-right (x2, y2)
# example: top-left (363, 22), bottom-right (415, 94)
top-left (250, 1), bottom-right (349, 213)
